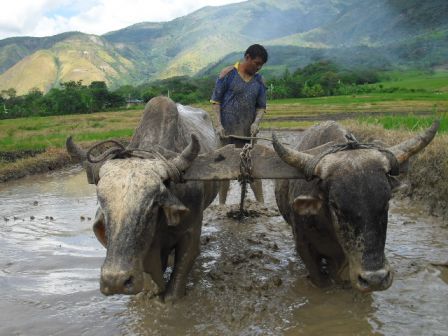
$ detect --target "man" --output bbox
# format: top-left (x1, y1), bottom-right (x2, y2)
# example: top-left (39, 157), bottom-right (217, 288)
top-left (210, 44), bottom-right (268, 205)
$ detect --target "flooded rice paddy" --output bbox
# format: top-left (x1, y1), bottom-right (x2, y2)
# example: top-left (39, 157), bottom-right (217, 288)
top-left (0, 135), bottom-right (447, 335)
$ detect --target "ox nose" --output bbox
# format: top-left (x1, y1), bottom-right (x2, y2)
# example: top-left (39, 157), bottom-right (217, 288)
top-left (100, 269), bottom-right (142, 295)
top-left (356, 269), bottom-right (393, 292)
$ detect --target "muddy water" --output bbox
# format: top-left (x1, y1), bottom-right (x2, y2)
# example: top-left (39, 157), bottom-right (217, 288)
top-left (1, 147), bottom-right (447, 335)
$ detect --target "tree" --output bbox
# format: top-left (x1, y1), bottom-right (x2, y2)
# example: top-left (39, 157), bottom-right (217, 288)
top-left (23, 88), bottom-right (44, 116)
top-left (89, 81), bottom-right (109, 111)
top-left (1, 88), bottom-right (17, 100)
top-left (319, 71), bottom-right (339, 95)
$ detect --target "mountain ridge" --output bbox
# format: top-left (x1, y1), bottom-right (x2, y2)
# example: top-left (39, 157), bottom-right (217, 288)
top-left (1, 0), bottom-right (447, 94)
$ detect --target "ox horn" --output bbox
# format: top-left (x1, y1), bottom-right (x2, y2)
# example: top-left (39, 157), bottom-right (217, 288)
top-left (389, 119), bottom-right (440, 164)
top-left (66, 136), bottom-right (87, 162)
top-left (272, 133), bottom-right (314, 173)
top-left (171, 134), bottom-right (200, 172)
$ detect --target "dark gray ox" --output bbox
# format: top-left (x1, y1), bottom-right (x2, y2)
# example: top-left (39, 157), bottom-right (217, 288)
top-left (67, 96), bottom-right (218, 301)
top-left (272, 120), bottom-right (439, 292)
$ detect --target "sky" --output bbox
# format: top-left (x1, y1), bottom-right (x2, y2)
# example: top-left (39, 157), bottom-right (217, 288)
top-left (0, 0), bottom-right (246, 40)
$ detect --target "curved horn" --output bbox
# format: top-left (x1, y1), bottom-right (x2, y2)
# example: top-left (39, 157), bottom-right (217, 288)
top-left (389, 119), bottom-right (440, 164)
top-left (66, 136), bottom-right (87, 162)
top-left (272, 133), bottom-right (314, 172)
top-left (171, 134), bottom-right (200, 171)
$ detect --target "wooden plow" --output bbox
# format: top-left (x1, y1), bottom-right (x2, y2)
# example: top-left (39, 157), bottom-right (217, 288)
top-left (183, 144), bottom-right (305, 181)
top-left (80, 140), bottom-right (308, 219)
top-left (183, 143), bottom-right (304, 219)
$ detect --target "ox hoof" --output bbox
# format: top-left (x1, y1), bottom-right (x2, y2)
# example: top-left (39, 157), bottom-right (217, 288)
top-left (163, 289), bottom-right (185, 305)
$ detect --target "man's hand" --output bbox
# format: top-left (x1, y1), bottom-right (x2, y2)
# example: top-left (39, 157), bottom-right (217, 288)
top-left (251, 108), bottom-right (265, 137)
top-left (250, 123), bottom-right (259, 136)
top-left (216, 124), bottom-right (226, 139)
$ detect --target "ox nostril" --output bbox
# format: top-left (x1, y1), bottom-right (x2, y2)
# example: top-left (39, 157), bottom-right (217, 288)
top-left (358, 275), bottom-right (369, 288)
top-left (123, 275), bottom-right (134, 290)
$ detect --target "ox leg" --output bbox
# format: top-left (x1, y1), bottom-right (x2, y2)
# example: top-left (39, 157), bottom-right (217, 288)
top-left (143, 246), bottom-right (166, 295)
top-left (250, 180), bottom-right (264, 203)
top-left (297, 242), bottom-right (331, 287)
top-left (219, 181), bottom-right (230, 205)
top-left (164, 224), bottom-right (201, 302)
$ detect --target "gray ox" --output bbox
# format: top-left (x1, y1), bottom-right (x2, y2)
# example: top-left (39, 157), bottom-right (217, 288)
top-left (67, 96), bottom-right (218, 301)
top-left (272, 120), bottom-right (439, 292)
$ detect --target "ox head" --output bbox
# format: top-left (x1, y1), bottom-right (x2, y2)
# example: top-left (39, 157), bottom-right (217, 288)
top-left (273, 121), bottom-right (439, 292)
top-left (67, 135), bottom-right (200, 295)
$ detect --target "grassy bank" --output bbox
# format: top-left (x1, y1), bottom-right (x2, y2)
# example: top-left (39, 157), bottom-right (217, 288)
top-left (0, 110), bottom-right (140, 152)
top-left (356, 113), bottom-right (448, 133)
top-left (0, 110), bottom-right (141, 181)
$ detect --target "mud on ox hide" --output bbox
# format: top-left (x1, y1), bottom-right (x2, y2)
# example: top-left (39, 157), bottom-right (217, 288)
top-left (67, 96), bottom-right (218, 301)
top-left (273, 120), bottom-right (439, 292)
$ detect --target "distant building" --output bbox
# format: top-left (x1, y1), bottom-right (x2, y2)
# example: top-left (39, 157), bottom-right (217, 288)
top-left (126, 98), bottom-right (144, 108)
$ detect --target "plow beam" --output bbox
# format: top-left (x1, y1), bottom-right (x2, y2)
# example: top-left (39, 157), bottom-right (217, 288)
top-left (183, 144), bottom-right (305, 181)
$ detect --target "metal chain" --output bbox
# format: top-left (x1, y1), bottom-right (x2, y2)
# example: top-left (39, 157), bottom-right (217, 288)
top-left (237, 142), bottom-right (254, 218)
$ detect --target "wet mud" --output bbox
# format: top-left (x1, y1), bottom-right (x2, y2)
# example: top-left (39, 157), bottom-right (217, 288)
top-left (0, 132), bottom-right (447, 335)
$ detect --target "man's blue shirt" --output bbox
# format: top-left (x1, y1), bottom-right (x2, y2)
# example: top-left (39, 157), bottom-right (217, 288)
top-left (211, 64), bottom-right (266, 136)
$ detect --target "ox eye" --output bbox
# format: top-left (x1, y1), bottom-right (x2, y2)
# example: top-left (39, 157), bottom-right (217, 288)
top-left (329, 199), bottom-right (337, 208)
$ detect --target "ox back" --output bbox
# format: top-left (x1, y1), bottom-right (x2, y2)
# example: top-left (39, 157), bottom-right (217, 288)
top-left (129, 98), bottom-right (218, 210)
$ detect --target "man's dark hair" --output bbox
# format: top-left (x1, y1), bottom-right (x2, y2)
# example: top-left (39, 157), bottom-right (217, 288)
top-left (245, 44), bottom-right (268, 63)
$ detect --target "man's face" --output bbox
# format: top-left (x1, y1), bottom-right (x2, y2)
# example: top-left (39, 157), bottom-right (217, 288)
top-left (244, 55), bottom-right (265, 75)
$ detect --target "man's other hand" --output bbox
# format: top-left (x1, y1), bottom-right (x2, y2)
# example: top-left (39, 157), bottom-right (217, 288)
top-left (216, 124), bottom-right (226, 139)
top-left (250, 123), bottom-right (259, 136)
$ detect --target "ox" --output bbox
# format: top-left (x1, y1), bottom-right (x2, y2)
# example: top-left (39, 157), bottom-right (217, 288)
top-left (67, 96), bottom-right (218, 301)
top-left (272, 120), bottom-right (439, 292)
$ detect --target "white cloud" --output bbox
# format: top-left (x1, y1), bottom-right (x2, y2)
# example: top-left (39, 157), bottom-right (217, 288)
top-left (0, 0), bottom-right (245, 39)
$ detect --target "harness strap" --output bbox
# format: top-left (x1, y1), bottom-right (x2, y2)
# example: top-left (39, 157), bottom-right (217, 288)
top-left (305, 133), bottom-right (400, 180)
top-left (85, 140), bottom-right (183, 183)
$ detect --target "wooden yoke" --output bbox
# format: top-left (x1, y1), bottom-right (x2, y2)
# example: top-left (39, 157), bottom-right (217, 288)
top-left (183, 144), bottom-right (306, 181)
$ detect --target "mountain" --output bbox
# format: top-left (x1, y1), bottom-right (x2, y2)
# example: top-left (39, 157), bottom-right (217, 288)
top-left (1, 0), bottom-right (447, 94)
top-left (0, 33), bottom-right (135, 94)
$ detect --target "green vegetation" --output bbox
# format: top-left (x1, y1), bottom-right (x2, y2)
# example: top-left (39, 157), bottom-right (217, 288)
top-left (1, 65), bottom-right (447, 155)
top-left (1, 80), bottom-right (126, 119)
top-left (2, 60), bottom-right (448, 121)
top-left (0, 110), bottom-right (140, 151)
top-left (375, 70), bottom-right (448, 92)
top-left (356, 113), bottom-right (448, 133)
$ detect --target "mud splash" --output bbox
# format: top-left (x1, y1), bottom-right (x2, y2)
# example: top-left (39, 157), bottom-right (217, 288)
top-left (0, 144), bottom-right (447, 335)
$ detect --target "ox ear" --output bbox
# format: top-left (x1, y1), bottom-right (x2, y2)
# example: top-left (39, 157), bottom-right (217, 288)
top-left (93, 209), bottom-right (107, 247)
top-left (388, 175), bottom-right (408, 194)
top-left (160, 189), bottom-right (189, 226)
top-left (293, 196), bottom-right (323, 216)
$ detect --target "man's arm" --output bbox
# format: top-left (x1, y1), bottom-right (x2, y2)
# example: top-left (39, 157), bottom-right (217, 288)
top-left (250, 108), bottom-right (265, 136)
top-left (210, 66), bottom-right (233, 139)
top-left (251, 74), bottom-right (267, 136)
top-left (212, 103), bottom-right (226, 138)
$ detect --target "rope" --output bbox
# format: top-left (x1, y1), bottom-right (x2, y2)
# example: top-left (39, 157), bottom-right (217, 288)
top-left (304, 133), bottom-right (400, 180)
top-left (85, 140), bottom-right (183, 183)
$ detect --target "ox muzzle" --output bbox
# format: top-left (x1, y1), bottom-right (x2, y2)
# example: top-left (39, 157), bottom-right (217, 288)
top-left (100, 260), bottom-right (144, 295)
top-left (354, 266), bottom-right (393, 292)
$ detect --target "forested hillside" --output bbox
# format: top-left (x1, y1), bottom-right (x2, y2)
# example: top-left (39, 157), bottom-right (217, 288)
top-left (0, 0), bottom-right (447, 94)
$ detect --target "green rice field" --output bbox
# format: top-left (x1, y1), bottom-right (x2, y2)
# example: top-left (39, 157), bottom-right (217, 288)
top-left (2, 69), bottom-right (448, 153)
